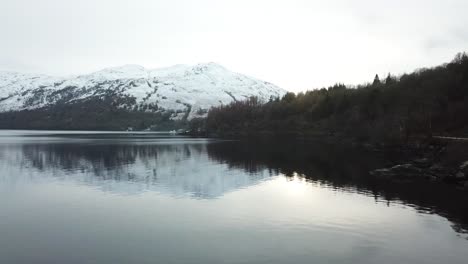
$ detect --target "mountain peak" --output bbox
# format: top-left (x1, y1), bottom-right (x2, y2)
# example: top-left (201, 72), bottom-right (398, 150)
top-left (109, 64), bottom-right (147, 72)
top-left (85, 64), bottom-right (148, 80)
top-left (194, 62), bottom-right (226, 70)
top-left (0, 63), bottom-right (287, 121)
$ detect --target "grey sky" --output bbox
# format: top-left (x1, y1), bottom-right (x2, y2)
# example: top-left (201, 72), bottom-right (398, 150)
top-left (1, 0), bottom-right (467, 92)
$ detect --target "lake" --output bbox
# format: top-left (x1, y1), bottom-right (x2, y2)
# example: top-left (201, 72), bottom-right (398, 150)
top-left (0, 130), bottom-right (467, 264)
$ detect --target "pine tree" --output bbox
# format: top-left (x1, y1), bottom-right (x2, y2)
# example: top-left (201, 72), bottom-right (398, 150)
top-left (385, 73), bottom-right (395, 85)
top-left (373, 74), bottom-right (381, 85)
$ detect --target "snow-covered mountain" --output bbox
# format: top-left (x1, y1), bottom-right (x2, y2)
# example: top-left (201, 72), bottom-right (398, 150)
top-left (0, 63), bottom-right (286, 120)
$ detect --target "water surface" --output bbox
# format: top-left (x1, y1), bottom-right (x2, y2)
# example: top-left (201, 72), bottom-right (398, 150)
top-left (0, 130), bottom-right (467, 264)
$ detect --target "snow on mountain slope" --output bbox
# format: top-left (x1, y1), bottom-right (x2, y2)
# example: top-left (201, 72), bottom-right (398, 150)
top-left (0, 63), bottom-right (286, 120)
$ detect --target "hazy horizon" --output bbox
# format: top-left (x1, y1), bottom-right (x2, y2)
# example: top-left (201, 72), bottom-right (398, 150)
top-left (1, 0), bottom-right (468, 92)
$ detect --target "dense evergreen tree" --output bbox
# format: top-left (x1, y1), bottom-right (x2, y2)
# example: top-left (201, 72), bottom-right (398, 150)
top-left (385, 73), bottom-right (396, 85)
top-left (373, 74), bottom-right (381, 85)
top-left (202, 52), bottom-right (468, 143)
top-left (0, 96), bottom-right (184, 131)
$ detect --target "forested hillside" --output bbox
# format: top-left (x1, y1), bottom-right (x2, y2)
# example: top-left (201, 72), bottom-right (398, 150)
top-left (0, 96), bottom-right (180, 131)
top-left (203, 53), bottom-right (468, 142)
top-left (0, 63), bottom-right (284, 130)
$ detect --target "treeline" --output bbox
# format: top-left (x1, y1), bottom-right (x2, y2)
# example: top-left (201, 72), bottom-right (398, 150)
top-left (0, 96), bottom-right (184, 131)
top-left (201, 52), bottom-right (468, 142)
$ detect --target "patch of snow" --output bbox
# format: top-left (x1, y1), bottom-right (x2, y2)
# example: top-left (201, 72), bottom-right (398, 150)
top-left (0, 63), bottom-right (287, 119)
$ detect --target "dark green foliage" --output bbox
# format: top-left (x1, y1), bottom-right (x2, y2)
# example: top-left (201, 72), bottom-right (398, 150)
top-left (205, 52), bottom-right (468, 142)
top-left (0, 95), bottom-right (185, 131)
top-left (373, 74), bottom-right (381, 86)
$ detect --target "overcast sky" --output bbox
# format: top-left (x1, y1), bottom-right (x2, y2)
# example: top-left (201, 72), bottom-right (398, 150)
top-left (1, 0), bottom-right (467, 92)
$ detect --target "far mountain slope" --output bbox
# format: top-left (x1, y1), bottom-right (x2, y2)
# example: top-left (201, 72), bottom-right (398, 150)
top-left (0, 63), bottom-right (286, 122)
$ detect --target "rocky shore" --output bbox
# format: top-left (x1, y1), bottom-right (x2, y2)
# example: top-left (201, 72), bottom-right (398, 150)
top-left (370, 140), bottom-right (468, 190)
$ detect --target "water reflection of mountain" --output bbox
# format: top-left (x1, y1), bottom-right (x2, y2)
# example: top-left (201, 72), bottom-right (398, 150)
top-left (1, 136), bottom-right (467, 234)
top-left (0, 142), bottom-right (274, 198)
top-left (207, 139), bottom-right (468, 234)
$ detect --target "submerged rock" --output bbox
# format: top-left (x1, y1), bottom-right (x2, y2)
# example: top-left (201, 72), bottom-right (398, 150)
top-left (427, 164), bottom-right (454, 180)
top-left (460, 161), bottom-right (468, 174)
top-left (370, 162), bottom-right (459, 183)
top-left (412, 158), bottom-right (432, 168)
top-left (370, 164), bottom-right (424, 179)
top-left (456, 172), bottom-right (465, 179)
top-left (370, 158), bottom-right (468, 189)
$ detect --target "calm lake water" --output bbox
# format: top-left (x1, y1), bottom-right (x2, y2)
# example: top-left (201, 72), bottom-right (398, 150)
top-left (0, 130), bottom-right (467, 264)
